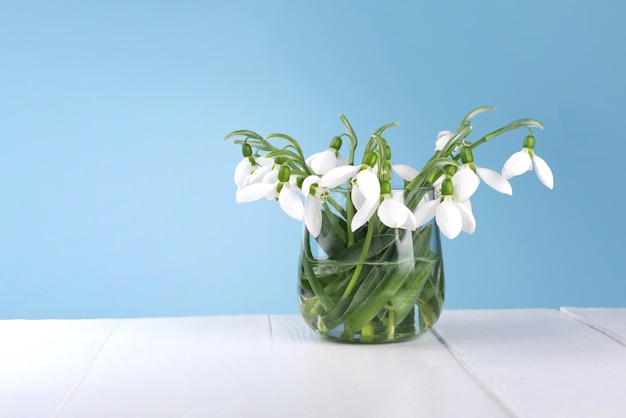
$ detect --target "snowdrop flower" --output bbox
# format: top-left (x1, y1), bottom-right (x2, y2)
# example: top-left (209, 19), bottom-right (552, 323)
top-left (305, 136), bottom-right (347, 175)
top-left (301, 166), bottom-right (360, 237)
top-left (501, 135), bottom-right (554, 189)
top-left (351, 181), bottom-right (417, 232)
top-left (233, 143), bottom-right (273, 190)
top-left (452, 146), bottom-right (512, 202)
top-left (414, 178), bottom-right (476, 239)
top-left (236, 162), bottom-right (304, 221)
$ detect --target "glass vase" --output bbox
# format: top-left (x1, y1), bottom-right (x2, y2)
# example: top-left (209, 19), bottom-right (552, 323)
top-left (298, 187), bottom-right (445, 343)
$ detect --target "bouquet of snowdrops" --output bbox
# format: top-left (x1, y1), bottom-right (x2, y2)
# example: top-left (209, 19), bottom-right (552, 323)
top-left (226, 106), bottom-right (553, 343)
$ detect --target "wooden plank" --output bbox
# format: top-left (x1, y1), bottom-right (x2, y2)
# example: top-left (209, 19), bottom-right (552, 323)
top-left (560, 307), bottom-right (626, 345)
top-left (266, 315), bottom-right (510, 418)
top-left (55, 314), bottom-right (508, 418)
top-left (433, 309), bottom-right (626, 418)
top-left (55, 315), bottom-right (275, 418)
top-left (0, 319), bottom-right (119, 418)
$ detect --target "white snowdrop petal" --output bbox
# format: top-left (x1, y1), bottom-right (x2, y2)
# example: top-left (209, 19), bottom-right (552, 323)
top-left (335, 154), bottom-right (348, 167)
top-left (436, 199), bottom-right (462, 239)
top-left (452, 166), bottom-right (480, 202)
top-left (351, 199), bottom-right (378, 231)
top-left (502, 150), bottom-right (532, 179)
top-left (476, 166), bottom-right (512, 195)
top-left (279, 186), bottom-right (304, 220)
top-left (456, 201), bottom-right (476, 234)
top-left (402, 206), bottom-right (417, 230)
top-left (305, 151), bottom-right (321, 166)
top-left (413, 199), bottom-right (439, 227)
top-left (378, 199), bottom-right (407, 228)
top-left (351, 186), bottom-right (366, 210)
top-left (392, 164), bottom-right (420, 182)
top-left (310, 149), bottom-right (337, 175)
top-left (319, 165), bottom-right (360, 188)
top-left (234, 158), bottom-right (252, 187)
top-left (532, 154), bottom-right (554, 190)
top-left (244, 165), bottom-right (272, 186)
top-left (304, 195), bottom-right (322, 237)
top-left (236, 182), bottom-right (275, 203)
top-left (356, 170), bottom-right (380, 202)
top-left (255, 156), bottom-right (274, 166)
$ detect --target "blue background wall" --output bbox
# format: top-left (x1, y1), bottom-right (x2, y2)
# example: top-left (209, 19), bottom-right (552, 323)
top-left (1, 1), bottom-right (624, 318)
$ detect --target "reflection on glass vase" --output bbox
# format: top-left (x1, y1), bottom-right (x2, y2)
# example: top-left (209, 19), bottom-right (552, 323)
top-left (298, 187), bottom-right (445, 343)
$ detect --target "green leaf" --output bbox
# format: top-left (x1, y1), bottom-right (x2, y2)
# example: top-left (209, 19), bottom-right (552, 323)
top-left (329, 233), bottom-right (397, 263)
top-left (373, 121), bottom-right (400, 136)
top-left (224, 130), bottom-right (263, 141)
top-left (345, 265), bottom-right (411, 332)
top-left (315, 210), bottom-right (348, 257)
top-left (510, 118), bottom-right (544, 130)
top-left (301, 232), bottom-right (334, 311)
top-left (458, 106), bottom-right (496, 129)
top-left (389, 226), bottom-right (435, 323)
top-left (339, 113), bottom-right (358, 163)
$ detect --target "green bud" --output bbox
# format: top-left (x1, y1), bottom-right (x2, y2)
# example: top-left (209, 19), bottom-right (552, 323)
top-left (241, 143), bottom-right (253, 158)
top-left (443, 164), bottom-right (457, 177)
top-left (274, 156), bottom-right (286, 165)
top-left (460, 146), bottom-right (474, 164)
top-left (278, 165), bottom-right (291, 182)
top-left (330, 136), bottom-right (342, 150)
top-left (363, 152), bottom-right (377, 168)
top-left (523, 135), bottom-right (536, 149)
top-left (441, 178), bottom-right (454, 196)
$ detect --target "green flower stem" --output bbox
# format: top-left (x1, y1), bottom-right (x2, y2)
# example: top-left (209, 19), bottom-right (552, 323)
top-left (302, 230), bottom-right (334, 311)
top-left (387, 310), bottom-right (396, 340)
top-left (340, 217), bottom-right (376, 302)
top-left (468, 118), bottom-right (543, 150)
top-left (361, 322), bottom-right (374, 343)
top-left (346, 185), bottom-right (355, 246)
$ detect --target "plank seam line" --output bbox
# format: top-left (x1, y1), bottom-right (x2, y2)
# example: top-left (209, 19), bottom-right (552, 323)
top-left (267, 314), bottom-right (274, 342)
top-left (431, 327), bottom-right (518, 418)
top-left (51, 319), bottom-right (122, 418)
top-left (559, 309), bottom-right (626, 348)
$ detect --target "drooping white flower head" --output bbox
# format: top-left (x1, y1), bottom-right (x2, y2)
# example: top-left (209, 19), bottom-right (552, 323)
top-left (277, 178), bottom-right (304, 221)
top-left (302, 175), bottom-right (330, 238)
top-left (378, 190), bottom-right (417, 230)
top-left (235, 164), bottom-right (278, 203)
top-left (351, 179), bottom-right (417, 232)
top-left (236, 161), bottom-right (304, 221)
top-left (305, 136), bottom-right (346, 175)
top-left (452, 164), bottom-right (512, 202)
top-left (306, 149), bottom-right (339, 175)
top-left (233, 143), bottom-right (274, 190)
top-left (502, 135), bottom-right (554, 189)
top-left (414, 177), bottom-right (476, 239)
top-left (301, 165), bottom-right (361, 237)
top-left (451, 166), bottom-right (480, 203)
top-left (452, 145), bottom-right (512, 201)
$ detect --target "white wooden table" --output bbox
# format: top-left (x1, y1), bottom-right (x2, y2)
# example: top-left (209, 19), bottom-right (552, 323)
top-left (1, 308), bottom-right (625, 418)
